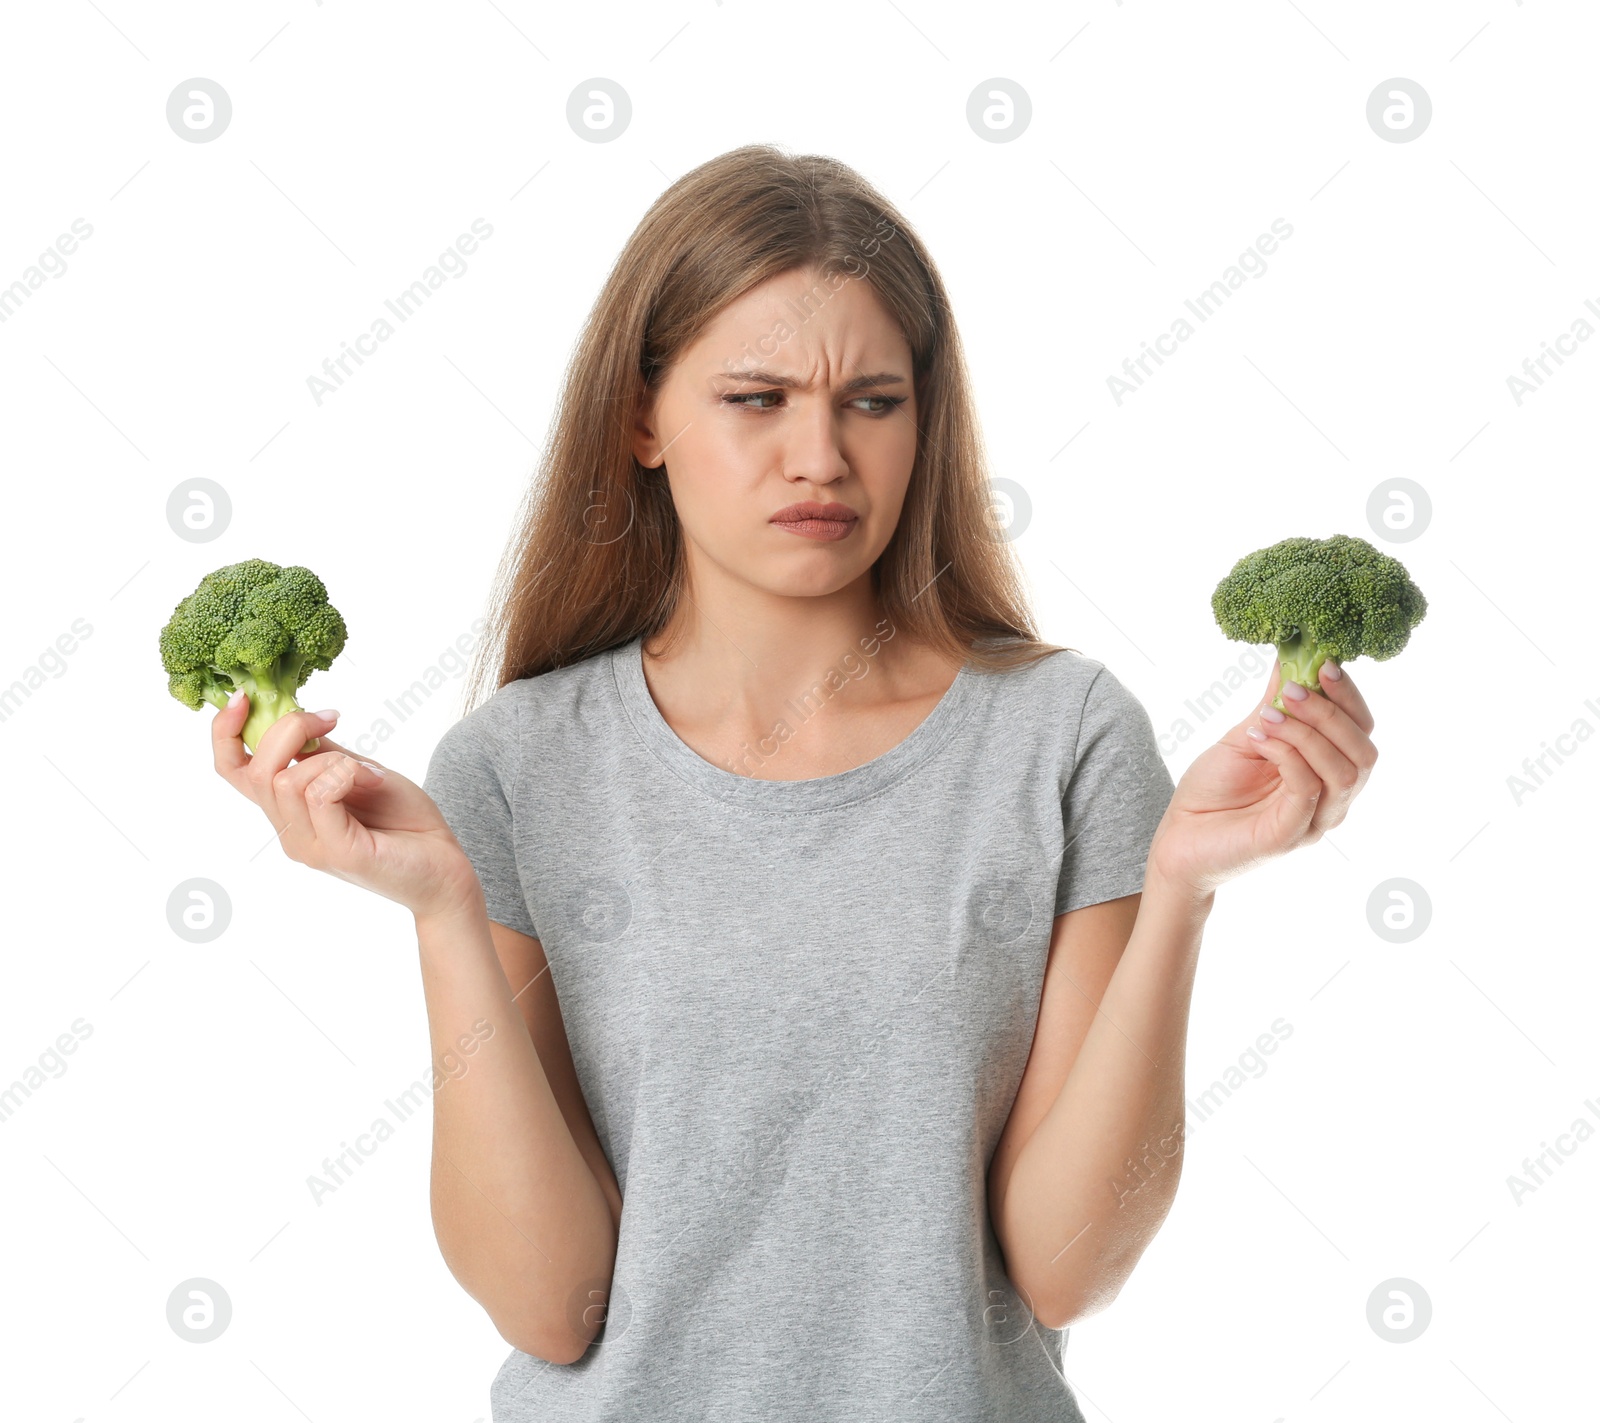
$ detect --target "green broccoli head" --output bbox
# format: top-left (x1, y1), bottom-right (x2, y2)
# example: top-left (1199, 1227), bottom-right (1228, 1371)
top-left (159, 558), bottom-right (348, 752)
top-left (1212, 534), bottom-right (1426, 711)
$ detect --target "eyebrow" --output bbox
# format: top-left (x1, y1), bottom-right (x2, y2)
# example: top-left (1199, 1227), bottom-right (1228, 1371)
top-left (717, 368), bottom-right (908, 392)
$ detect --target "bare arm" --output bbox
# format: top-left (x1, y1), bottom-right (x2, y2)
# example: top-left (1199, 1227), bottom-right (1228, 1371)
top-left (421, 893), bottom-right (622, 1365)
top-left (990, 658), bottom-right (1380, 1329)
top-left (205, 696), bottom-right (621, 1365)
top-left (987, 869), bottom-right (1213, 1330)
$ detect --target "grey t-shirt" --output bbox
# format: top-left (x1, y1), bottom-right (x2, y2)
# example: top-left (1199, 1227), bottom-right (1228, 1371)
top-left (423, 632), bottom-right (1175, 1422)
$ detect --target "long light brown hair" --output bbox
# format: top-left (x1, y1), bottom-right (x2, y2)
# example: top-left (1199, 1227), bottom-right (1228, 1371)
top-left (464, 142), bottom-right (1070, 709)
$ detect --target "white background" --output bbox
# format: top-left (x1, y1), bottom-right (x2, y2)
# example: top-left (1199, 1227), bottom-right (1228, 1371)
top-left (0, 2), bottom-right (1591, 1420)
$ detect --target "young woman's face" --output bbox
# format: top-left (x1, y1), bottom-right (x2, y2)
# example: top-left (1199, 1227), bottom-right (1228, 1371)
top-left (632, 264), bottom-right (919, 600)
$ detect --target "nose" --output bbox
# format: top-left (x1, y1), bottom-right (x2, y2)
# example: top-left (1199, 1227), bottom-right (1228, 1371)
top-left (781, 395), bottom-right (852, 486)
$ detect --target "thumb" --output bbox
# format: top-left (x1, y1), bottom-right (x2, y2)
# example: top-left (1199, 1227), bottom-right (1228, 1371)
top-left (214, 687), bottom-right (250, 731)
top-left (209, 687), bottom-right (252, 773)
top-left (1256, 653), bottom-right (1295, 713)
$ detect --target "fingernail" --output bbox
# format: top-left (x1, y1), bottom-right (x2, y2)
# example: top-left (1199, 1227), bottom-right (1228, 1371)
top-left (1322, 659), bottom-right (1342, 681)
top-left (314, 709), bottom-right (339, 720)
top-left (1280, 681), bottom-right (1309, 701)
top-left (358, 759), bottom-right (386, 777)
top-left (1261, 704), bottom-right (1286, 723)
top-left (1246, 725), bottom-right (1266, 741)
top-left (227, 689), bottom-right (245, 707)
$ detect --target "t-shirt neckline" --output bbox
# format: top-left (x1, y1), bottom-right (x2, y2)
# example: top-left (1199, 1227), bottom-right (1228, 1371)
top-left (609, 634), bottom-right (981, 811)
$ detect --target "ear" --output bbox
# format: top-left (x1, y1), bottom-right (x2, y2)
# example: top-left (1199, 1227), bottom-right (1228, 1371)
top-left (630, 375), bottom-right (663, 469)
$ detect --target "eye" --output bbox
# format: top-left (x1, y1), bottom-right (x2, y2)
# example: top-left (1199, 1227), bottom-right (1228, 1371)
top-left (849, 395), bottom-right (906, 415)
top-left (720, 391), bottom-right (908, 416)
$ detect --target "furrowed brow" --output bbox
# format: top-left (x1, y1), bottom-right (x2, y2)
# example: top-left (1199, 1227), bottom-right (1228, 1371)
top-left (718, 368), bottom-right (907, 392)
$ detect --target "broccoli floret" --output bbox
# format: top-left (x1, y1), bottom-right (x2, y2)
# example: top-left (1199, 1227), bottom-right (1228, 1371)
top-left (1211, 534), bottom-right (1426, 711)
top-left (159, 558), bottom-right (348, 752)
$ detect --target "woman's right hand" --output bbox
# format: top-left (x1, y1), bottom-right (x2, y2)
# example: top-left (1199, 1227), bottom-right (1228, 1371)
top-left (211, 693), bottom-right (481, 920)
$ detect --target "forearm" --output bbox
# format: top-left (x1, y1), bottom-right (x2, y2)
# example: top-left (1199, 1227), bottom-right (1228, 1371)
top-left (994, 869), bottom-right (1213, 1330)
top-left (417, 893), bottom-right (617, 1363)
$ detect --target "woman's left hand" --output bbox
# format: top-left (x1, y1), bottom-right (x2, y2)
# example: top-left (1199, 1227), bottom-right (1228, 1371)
top-left (1146, 658), bottom-right (1379, 898)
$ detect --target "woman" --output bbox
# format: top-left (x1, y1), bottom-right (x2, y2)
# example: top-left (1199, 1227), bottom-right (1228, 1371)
top-left (208, 144), bottom-right (1377, 1421)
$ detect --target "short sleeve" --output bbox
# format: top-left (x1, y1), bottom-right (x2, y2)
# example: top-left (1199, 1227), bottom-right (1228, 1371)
top-left (423, 690), bottom-right (538, 939)
top-left (1054, 663), bottom-right (1176, 916)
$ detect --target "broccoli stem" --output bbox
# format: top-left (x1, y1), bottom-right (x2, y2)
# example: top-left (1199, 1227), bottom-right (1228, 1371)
top-left (238, 681), bottom-right (304, 752)
top-left (1273, 632), bottom-right (1337, 711)
top-left (235, 650), bottom-right (319, 754)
